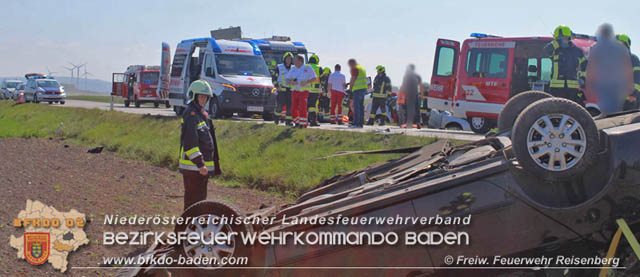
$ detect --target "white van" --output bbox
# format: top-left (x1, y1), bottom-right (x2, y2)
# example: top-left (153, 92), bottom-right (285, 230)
top-left (162, 37), bottom-right (276, 119)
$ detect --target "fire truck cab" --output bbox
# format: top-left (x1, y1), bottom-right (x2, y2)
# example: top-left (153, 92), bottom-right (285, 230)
top-left (112, 65), bottom-right (168, 108)
top-left (428, 33), bottom-right (596, 133)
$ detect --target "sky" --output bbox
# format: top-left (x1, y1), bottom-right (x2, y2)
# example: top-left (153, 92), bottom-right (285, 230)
top-left (1, 0), bottom-right (639, 86)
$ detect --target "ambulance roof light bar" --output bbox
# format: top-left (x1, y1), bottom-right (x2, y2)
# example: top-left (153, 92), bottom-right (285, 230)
top-left (470, 33), bottom-right (502, 39)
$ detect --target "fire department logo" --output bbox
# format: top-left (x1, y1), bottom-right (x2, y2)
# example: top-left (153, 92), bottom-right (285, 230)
top-left (24, 232), bottom-right (50, 265)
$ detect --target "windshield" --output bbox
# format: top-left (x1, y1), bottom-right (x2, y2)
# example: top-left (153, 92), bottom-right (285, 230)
top-left (37, 80), bottom-right (60, 88)
top-left (215, 54), bottom-right (270, 77)
top-left (262, 51), bottom-right (289, 66)
top-left (6, 82), bottom-right (20, 88)
top-left (140, 72), bottom-right (159, 85)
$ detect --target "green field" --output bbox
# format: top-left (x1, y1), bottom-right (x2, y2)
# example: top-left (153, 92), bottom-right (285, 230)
top-left (67, 95), bottom-right (124, 104)
top-left (0, 102), bottom-right (441, 197)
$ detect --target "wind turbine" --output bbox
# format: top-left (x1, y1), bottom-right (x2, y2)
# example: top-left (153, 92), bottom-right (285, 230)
top-left (82, 66), bottom-right (93, 91)
top-left (64, 66), bottom-right (75, 79)
top-left (46, 67), bottom-right (57, 78)
top-left (67, 62), bottom-right (86, 85)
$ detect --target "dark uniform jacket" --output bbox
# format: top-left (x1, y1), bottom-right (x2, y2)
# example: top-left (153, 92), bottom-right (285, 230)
top-left (544, 40), bottom-right (587, 88)
top-left (373, 74), bottom-right (392, 98)
top-left (179, 101), bottom-right (220, 175)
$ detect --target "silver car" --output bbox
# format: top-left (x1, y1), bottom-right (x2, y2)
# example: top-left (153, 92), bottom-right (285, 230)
top-left (1, 80), bottom-right (22, 100)
top-left (24, 79), bottom-right (66, 104)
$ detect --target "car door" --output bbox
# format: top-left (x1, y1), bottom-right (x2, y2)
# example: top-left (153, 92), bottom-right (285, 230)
top-left (428, 39), bottom-right (460, 112)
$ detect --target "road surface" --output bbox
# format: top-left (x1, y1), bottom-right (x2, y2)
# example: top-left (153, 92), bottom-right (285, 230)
top-left (59, 99), bottom-right (485, 141)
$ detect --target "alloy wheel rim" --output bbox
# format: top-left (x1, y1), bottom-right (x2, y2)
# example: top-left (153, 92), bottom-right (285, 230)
top-left (471, 117), bottom-right (485, 129)
top-left (182, 214), bottom-right (235, 268)
top-left (526, 113), bottom-right (586, 171)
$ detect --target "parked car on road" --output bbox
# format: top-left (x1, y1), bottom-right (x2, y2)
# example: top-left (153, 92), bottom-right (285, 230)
top-left (24, 77), bottom-right (66, 104)
top-left (1, 80), bottom-right (22, 100)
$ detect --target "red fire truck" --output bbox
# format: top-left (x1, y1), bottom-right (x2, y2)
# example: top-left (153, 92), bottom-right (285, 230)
top-left (111, 65), bottom-right (169, 108)
top-left (428, 33), bottom-right (596, 133)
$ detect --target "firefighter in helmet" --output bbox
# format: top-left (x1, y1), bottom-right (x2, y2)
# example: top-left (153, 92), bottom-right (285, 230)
top-left (307, 54), bottom-right (323, 126)
top-left (318, 66), bottom-right (332, 122)
top-left (368, 65), bottom-right (392, 125)
top-left (179, 80), bottom-right (221, 210)
top-left (617, 34), bottom-right (640, 110)
top-left (544, 25), bottom-right (588, 106)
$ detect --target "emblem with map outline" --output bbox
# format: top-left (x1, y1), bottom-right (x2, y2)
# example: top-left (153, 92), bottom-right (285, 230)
top-left (9, 200), bottom-right (89, 272)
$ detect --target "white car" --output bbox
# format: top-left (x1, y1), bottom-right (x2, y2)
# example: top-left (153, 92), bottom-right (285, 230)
top-left (24, 79), bottom-right (66, 104)
top-left (1, 80), bottom-right (22, 100)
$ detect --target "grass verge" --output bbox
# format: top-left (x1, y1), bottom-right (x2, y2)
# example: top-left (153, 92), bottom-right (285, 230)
top-left (0, 102), bottom-right (440, 197)
top-left (67, 95), bottom-right (124, 104)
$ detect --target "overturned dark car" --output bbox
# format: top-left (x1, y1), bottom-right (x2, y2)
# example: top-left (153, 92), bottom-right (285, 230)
top-left (124, 93), bottom-right (640, 277)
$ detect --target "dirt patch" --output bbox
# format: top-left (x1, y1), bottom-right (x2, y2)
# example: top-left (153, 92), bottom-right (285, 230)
top-left (0, 138), bottom-right (283, 276)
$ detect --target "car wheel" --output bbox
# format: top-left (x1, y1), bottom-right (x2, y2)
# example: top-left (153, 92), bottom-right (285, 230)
top-left (209, 98), bottom-right (220, 119)
top-left (468, 117), bottom-right (494, 134)
top-left (154, 102), bottom-right (160, 108)
top-left (60, 101), bottom-right (65, 105)
top-left (498, 91), bottom-right (552, 133)
top-left (174, 200), bottom-right (250, 270)
top-left (124, 99), bottom-right (130, 107)
top-left (165, 101), bottom-right (171, 108)
top-left (262, 111), bottom-right (274, 121)
top-left (512, 98), bottom-right (599, 181)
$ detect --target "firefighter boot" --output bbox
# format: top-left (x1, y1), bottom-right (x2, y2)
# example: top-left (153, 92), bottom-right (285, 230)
top-left (378, 115), bottom-right (386, 126)
top-left (366, 117), bottom-right (375, 126)
top-left (309, 112), bottom-right (320, 127)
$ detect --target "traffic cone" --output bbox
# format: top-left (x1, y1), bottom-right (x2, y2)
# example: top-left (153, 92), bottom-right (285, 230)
top-left (16, 93), bottom-right (25, 104)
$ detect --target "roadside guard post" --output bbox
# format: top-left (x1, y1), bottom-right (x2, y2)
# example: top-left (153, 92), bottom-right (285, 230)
top-left (599, 219), bottom-right (640, 277)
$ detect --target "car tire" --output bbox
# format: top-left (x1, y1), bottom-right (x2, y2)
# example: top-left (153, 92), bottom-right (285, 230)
top-left (154, 102), bottom-right (160, 108)
top-left (209, 98), bottom-right (220, 119)
top-left (124, 99), bottom-right (130, 107)
top-left (174, 200), bottom-right (250, 270)
top-left (512, 98), bottom-right (599, 181)
top-left (498, 90), bottom-right (552, 133)
top-left (468, 117), bottom-right (494, 134)
top-left (59, 101), bottom-right (65, 105)
top-left (165, 101), bottom-right (171, 108)
top-left (262, 111), bottom-right (274, 121)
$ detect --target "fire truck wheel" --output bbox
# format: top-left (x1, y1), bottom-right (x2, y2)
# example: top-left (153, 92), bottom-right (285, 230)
top-left (468, 117), bottom-right (494, 134)
top-left (512, 98), bottom-right (599, 181)
top-left (498, 91), bottom-right (552, 133)
top-left (135, 100), bottom-right (141, 108)
top-left (174, 200), bottom-right (250, 270)
top-left (154, 102), bottom-right (160, 108)
top-left (124, 99), bottom-right (130, 107)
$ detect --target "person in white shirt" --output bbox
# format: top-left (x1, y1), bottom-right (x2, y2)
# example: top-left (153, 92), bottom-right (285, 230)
top-left (327, 64), bottom-right (347, 124)
top-left (285, 55), bottom-right (317, 128)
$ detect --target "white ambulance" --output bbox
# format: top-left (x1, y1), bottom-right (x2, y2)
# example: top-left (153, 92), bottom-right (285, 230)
top-left (161, 37), bottom-right (276, 119)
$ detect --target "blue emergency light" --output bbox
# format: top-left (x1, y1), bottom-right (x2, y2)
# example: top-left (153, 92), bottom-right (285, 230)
top-left (240, 40), bottom-right (263, 55)
top-left (470, 33), bottom-right (501, 38)
top-left (252, 39), bottom-right (269, 46)
top-left (293, 41), bottom-right (305, 47)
